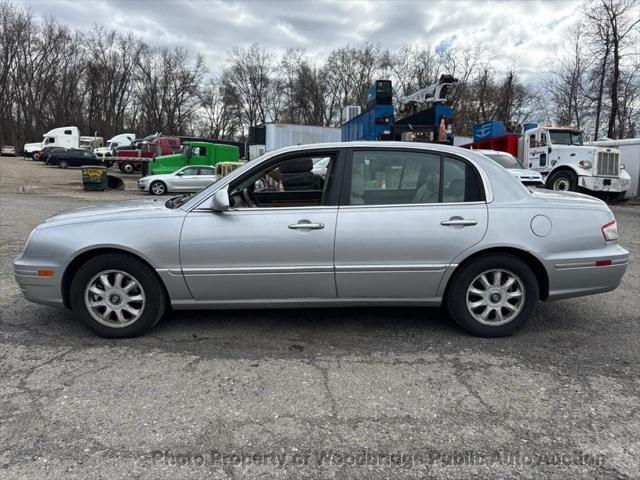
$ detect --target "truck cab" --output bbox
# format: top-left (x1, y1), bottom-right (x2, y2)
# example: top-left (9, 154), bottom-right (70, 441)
top-left (149, 141), bottom-right (239, 175)
top-left (522, 124), bottom-right (631, 197)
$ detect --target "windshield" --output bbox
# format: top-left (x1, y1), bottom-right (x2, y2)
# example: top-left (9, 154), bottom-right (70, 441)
top-left (548, 130), bottom-right (583, 146)
top-left (484, 153), bottom-right (525, 169)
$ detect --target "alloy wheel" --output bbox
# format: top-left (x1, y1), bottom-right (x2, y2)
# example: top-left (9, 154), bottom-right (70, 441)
top-left (151, 182), bottom-right (165, 195)
top-left (84, 270), bottom-right (146, 328)
top-left (466, 269), bottom-right (525, 326)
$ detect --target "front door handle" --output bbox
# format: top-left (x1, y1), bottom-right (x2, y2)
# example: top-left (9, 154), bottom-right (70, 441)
top-left (441, 218), bottom-right (478, 227)
top-left (288, 222), bottom-right (325, 230)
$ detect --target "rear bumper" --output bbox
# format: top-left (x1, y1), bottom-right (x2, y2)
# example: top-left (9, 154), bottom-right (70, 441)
top-left (546, 244), bottom-right (629, 300)
top-left (13, 254), bottom-right (66, 306)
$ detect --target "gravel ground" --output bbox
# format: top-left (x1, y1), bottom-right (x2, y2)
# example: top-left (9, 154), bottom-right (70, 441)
top-left (1, 154), bottom-right (639, 479)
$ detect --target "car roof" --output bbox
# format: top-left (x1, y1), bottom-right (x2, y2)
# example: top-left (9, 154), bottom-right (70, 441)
top-left (473, 149), bottom-right (513, 155)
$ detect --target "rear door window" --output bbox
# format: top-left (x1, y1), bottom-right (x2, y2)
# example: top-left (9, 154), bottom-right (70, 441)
top-left (348, 150), bottom-right (483, 205)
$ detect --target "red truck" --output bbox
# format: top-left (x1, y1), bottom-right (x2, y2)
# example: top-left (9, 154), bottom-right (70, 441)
top-left (115, 135), bottom-right (181, 173)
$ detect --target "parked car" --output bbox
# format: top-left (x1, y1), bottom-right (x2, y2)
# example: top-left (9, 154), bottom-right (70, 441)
top-left (1, 145), bottom-right (17, 156)
top-left (37, 146), bottom-right (64, 163)
top-left (138, 165), bottom-right (217, 195)
top-left (46, 148), bottom-right (103, 168)
top-left (14, 142), bottom-right (628, 338)
top-left (476, 149), bottom-right (544, 186)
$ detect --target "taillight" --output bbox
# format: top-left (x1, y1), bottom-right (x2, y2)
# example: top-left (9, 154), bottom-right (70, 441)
top-left (601, 220), bottom-right (618, 241)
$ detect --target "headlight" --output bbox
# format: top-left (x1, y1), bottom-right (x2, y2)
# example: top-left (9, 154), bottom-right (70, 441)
top-left (578, 160), bottom-right (592, 168)
top-left (23, 227), bottom-right (37, 252)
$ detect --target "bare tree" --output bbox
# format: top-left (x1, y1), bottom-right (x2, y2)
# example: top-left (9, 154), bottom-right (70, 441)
top-left (222, 44), bottom-right (275, 133)
top-left (545, 24), bottom-right (593, 131)
top-left (136, 46), bottom-right (205, 135)
top-left (197, 77), bottom-right (238, 139)
top-left (586, 0), bottom-right (640, 138)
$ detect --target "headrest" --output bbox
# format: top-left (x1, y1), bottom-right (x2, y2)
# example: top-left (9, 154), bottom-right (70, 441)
top-left (280, 158), bottom-right (313, 174)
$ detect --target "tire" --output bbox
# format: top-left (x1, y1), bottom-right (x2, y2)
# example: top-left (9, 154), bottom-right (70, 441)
top-left (149, 181), bottom-right (167, 195)
top-left (58, 160), bottom-right (68, 169)
top-left (69, 253), bottom-right (168, 338)
top-left (446, 254), bottom-right (539, 337)
top-left (122, 162), bottom-right (134, 174)
top-left (547, 170), bottom-right (577, 192)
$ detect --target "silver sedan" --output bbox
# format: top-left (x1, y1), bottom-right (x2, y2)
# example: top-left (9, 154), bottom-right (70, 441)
top-left (138, 165), bottom-right (216, 195)
top-left (14, 142), bottom-right (628, 338)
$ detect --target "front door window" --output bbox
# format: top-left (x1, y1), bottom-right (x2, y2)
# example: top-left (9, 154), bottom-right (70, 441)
top-left (230, 155), bottom-right (335, 208)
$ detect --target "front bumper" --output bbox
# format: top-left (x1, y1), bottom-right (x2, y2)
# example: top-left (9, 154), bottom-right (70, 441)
top-left (579, 175), bottom-right (631, 193)
top-left (13, 254), bottom-right (66, 306)
top-left (138, 182), bottom-right (149, 191)
top-left (545, 244), bottom-right (629, 300)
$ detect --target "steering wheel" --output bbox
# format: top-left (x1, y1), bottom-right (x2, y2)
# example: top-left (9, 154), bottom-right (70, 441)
top-left (242, 188), bottom-right (257, 207)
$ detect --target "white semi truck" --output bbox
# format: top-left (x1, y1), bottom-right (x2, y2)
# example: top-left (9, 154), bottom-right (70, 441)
top-left (520, 124), bottom-right (630, 198)
top-left (23, 127), bottom-right (103, 159)
top-left (466, 121), bottom-right (631, 199)
top-left (94, 132), bottom-right (135, 157)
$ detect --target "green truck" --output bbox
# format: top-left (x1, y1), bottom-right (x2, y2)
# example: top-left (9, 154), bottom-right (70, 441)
top-left (149, 141), bottom-right (239, 175)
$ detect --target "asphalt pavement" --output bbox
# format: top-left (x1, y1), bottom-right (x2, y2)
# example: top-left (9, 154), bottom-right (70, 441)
top-left (1, 155), bottom-right (639, 479)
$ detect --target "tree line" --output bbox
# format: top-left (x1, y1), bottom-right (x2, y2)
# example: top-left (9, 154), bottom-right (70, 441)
top-left (0, 0), bottom-right (638, 149)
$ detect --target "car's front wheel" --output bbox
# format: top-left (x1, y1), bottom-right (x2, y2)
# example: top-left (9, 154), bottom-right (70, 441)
top-left (121, 162), bottom-right (134, 174)
top-left (150, 180), bottom-right (167, 195)
top-left (446, 254), bottom-right (539, 337)
top-left (58, 160), bottom-right (68, 169)
top-left (69, 253), bottom-right (167, 338)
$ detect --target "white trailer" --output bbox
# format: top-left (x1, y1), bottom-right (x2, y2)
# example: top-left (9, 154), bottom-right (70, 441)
top-left (249, 123), bottom-right (341, 160)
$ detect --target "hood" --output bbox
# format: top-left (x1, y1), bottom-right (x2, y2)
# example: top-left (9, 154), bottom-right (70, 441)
top-left (153, 153), bottom-right (184, 163)
top-left (24, 142), bottom-right (43, 151)
top-left (529, 188), bottom-right (608, 209)
top-left (139, 173), bottom-right (171, 183)
top-left (43, 199), bottom-right (182, 226)
top-left (508, 168), bottom-right (543, 180)
top-left (551, 145), bottom-right (598, 162)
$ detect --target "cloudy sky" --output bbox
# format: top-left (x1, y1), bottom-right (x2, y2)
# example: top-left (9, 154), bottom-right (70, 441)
top-left (21, 0), bottom-right (581, 81)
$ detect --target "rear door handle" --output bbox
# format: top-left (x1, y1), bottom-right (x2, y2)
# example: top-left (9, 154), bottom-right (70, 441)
top-left (441, 218), bottom-right (478, 226)
top-left (289, 222), bottom-right (324, 230)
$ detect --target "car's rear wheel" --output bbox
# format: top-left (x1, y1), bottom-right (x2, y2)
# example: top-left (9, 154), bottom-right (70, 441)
top-left (446, 254), bottom-right (539, 337)
top-left (547, 170), bottom-right (577, 192)
top-left (70, 253), bottom-right (167, 338)
top-left (58, 160), bottom-right (68, 169)
top-left (150, 181), bottom-right (167, 195)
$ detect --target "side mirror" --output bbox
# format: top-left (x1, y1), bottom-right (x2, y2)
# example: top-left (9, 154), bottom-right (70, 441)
top-left (176, 172), bottom-right (184, 176)
top-left (211, 187), bottom-right (230, 212)
top-left (185, 147), bottom-right (193, 159)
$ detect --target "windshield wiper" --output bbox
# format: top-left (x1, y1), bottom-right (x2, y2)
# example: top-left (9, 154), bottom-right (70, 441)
top-left (165, 193), bottom-right (192, 209)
